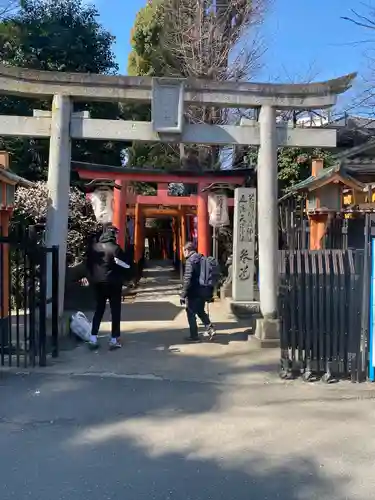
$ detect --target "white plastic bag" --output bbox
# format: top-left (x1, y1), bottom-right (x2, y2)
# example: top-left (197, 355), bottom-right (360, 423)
top-left (70, 312), bottom-right (92, 342)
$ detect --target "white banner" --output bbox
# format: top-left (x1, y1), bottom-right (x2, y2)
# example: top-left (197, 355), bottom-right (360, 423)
top-left (208, 193), bottom-right (229, 227)
top-left (90, 188), bottom-right (114, 224)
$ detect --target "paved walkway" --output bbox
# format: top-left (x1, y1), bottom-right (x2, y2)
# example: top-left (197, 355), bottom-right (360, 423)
top-left (47, 260), bottom-right (279, 384)
top-left (132, 260), bottom-right (182, 301)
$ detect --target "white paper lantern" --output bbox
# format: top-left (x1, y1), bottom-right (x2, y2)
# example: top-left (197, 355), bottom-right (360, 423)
top-left (208, 193), bottom-right (229, 227)
top-left (90, 188), bottom-right (114, 224)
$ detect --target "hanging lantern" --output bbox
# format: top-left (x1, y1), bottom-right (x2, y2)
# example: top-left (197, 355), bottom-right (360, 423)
top-left (90, 187), bottom-right (114, 224)
top-left (192, 216), bottom-right (198, 246)
top-left (208, 193), bottom-right (229, 227)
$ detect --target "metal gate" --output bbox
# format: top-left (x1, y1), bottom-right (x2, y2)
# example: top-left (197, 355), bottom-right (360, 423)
top-left (0, 226), bottom-right (59, 368)
top-left (278, 249), bottom-right (366, 382)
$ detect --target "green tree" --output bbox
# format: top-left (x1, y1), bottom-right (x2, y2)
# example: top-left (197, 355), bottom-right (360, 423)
top-left (127, 1), bottom-right (181, 174)
top-left (247, 147), bottom-right (335, 195)
top-left (277, 148), bottom-right (335, 194)
top-left (0, 0), bottom-right (124, 180)
top-left (127, 0), bottom-right (165, 77)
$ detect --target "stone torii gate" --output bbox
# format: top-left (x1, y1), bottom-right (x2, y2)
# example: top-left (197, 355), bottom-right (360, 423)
top-left (0, 65), bottom-right (355, 333)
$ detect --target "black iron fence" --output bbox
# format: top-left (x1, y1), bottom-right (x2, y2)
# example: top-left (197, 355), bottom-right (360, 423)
top-left (279, 196), bottom-right (309, 250)
top-left (0, 226), bottom-right (59, 368)
top-left (279, 196), bottom-right (367, 251)
top-left (325, 215), bottom-right (366, 250)
top-left (278, 249), bottom-right (366, 382)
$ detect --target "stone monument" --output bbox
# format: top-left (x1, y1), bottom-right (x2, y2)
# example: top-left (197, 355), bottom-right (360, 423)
top-left (232, 188), bottom-right (257, 302)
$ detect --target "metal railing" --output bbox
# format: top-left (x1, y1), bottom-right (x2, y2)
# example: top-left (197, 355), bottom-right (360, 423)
top-left (0, 226), bottom-right (59, 368)
top-left (278, 249), bottom-right (366, 382)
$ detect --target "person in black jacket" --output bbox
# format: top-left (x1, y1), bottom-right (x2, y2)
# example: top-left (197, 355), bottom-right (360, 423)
top-left (86, 225), bottom-right (128, 350)
top-left (180, 241), bottom-right (216, 343)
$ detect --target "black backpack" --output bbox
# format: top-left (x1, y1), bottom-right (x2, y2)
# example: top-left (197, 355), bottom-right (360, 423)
top-left (199, 255), bottom-right (221, 298)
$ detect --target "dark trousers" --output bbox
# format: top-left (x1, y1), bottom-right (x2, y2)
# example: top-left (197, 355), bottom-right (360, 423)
top-left (91, 283), bottom-right (122, 338)
top-left (186, 297), bottom-right (211, 339)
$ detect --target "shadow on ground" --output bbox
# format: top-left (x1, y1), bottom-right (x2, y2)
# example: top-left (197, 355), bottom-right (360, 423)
top-left (0, 370), bottom-right (349, 500)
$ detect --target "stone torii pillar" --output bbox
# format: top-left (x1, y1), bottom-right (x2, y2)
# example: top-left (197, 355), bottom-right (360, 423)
top-left (257, 107), bottom-right (278, 314)
top-left (45, 95), bottom-right (72, 315)
top-left (254, 106), bottom-right (279, 343)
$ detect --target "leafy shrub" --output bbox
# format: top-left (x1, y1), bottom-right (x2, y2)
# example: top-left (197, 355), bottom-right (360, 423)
top-left (5, 182), bottom-right (100, 310)
top-left (12, 181), bottom-right (100, 264)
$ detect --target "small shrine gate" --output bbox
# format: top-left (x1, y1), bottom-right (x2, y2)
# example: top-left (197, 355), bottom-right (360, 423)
top-left (74, 162), bottom-right (249, 262)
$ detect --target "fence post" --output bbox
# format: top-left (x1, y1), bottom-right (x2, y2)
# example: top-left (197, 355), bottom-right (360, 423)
top-left (51, 245), bottom-right (59, 358)
top-left (38, 250), bottom-right (47, 367)
top-left (369, 238), bottom-right (375, 381)
top-left (322, 251), bottom-right (333, 382)
top-left (360, 214), bottom-right (374, 381)
top-left (279, 250), bottom-right (292, 378)
top-left (347, 250), bottom-right (358, 382)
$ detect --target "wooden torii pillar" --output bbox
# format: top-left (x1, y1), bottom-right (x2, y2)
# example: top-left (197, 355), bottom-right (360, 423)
top-left (180, 210), bottom-right (187, 257)
top-left (134, 202), bottom-right (142, 263)
top-left (112, 179), bottom-right (127, 249)
top-left (197, 183), bottom-right (210, 256)
top-left (172, 217), bottom-right (177, 265)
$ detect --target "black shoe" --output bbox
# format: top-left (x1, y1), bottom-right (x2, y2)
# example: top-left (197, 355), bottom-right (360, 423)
top-left (185, 336), bottom-right (202, 343)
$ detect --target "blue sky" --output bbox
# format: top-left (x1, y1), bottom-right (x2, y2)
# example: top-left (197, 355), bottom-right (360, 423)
top-left (94, 0), bottom-right (373, 110)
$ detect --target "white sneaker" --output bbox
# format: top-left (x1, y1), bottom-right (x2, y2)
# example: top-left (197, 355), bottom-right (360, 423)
top-left (109, 338), bottom-right (122, 350)
top-left (206, 326), bottom-right (216, 341)
top-left (88, 335), bottom-right (99, 349)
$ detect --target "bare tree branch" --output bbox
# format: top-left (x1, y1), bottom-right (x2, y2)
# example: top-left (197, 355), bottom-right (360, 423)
top-left (342, 4), bottom-right (375, 116)
top-left (154, 0), bottom-right (267, 168)
top-left (341, 16), bottom-right (375, 30)
top-left (161, 0), bottom-right (266, 82)
top-left (0, 0), bottom-right (20, 19)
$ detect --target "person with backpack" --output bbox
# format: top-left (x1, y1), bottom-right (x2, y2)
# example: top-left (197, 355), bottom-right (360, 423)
top-left (86, 224), bottom-right (130, 350)
top-left (180, 241), bottom-right (218, 343)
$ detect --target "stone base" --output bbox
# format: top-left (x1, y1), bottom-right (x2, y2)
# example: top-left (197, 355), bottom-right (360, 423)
top-left (254, 318), bottom-right (280, 348)
top-left (220, 286), bottom-right (232, 301)
top-left (230, 300), bottom-right (261, 319)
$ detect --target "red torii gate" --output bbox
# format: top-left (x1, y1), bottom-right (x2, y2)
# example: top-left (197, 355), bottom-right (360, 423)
top-left (73, 162), bottom-right (249, 261)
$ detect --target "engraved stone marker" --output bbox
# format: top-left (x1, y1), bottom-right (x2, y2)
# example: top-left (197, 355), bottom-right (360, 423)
top-left (232, 188), bottom-right (256, 301)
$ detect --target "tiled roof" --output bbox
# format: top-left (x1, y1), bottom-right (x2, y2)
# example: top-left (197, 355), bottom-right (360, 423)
top-left (341, 158), bottom-right (375, 175)
top-left (334, 137), bottom-right (375, 161)
top-left (280, 163), bottom-right (365, 199)
top-left (287, 164), bottom-right (340, 191)
top-left (0, 166), bottom-right (34, 188)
